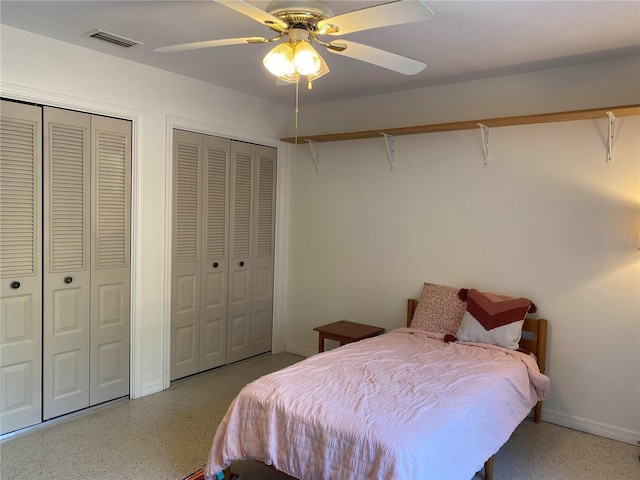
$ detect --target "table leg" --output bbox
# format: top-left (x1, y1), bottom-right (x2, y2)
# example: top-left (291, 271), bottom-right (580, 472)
top-left (318, 333), bottom-right (325, 353)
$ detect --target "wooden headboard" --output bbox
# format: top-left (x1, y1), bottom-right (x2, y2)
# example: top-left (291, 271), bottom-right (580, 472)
top-left (407, 298), bottom-right (548, 422)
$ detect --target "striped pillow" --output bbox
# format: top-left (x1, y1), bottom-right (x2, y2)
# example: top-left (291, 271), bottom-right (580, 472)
top-left (456, 289), bottom-right (536, 350)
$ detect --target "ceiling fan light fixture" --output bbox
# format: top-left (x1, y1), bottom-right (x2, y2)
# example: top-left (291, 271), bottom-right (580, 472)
top-left (263, 37), bottom-right (328, 83)
top-left (263, 42), bottom-right (296, 77)
top-left (304, 52), bottom-right (329, 82)
top-left (273, 67), bottom-right (300, 84)
top-left (292, 40), bottom-right (322, 76)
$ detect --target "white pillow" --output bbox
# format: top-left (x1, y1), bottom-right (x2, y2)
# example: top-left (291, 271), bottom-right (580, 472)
top-left (456, 311), bottom-right (525, 350)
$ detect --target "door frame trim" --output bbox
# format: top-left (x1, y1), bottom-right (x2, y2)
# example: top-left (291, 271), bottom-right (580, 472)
top-left (1, 82), bottom-right (144, 398)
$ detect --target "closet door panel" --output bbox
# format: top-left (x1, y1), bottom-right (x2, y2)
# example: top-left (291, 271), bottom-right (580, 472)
top-left (227, 267), bottom-right (251, 362)
top-left (200, 135), bottom-right (230, 371)
top-left (90, 115), bottom-right (131, 405)
top-left (173, 272), bottom-right (198, 377)
top-left (171, 130), bottom-right (202, 380)
top-left (251, 147), bottom-right (276, 356)
top-left (226, 141), bottom-right (254, 363)
top-left (43, 107), bottom-right (91, 420)
top-left (0, 100), bottom-right (43, 434)
top-left (171, 135), bottom-right (276, 373)
top-left (201, 270), bottom-right (225, 368)
top-left (251, 262), bottom-right (273, 355)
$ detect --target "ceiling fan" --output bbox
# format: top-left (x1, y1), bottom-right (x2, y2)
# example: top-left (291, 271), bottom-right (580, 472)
top-left (154, 0), bottom-right (434, 86)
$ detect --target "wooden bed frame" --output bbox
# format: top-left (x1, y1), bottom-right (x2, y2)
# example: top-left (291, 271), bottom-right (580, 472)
top-left (218, 300), bottom-right (548, 480)
top-left (407, 298), bottom-right (548, 480)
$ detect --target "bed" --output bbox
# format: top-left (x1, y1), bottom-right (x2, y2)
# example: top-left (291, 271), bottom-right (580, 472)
top-left (203, 285), bottom-right (550, 480)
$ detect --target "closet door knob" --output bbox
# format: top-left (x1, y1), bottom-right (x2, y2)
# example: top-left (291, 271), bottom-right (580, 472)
top-left (213, 262), bottom-right (219, 268)
top-left (10, 281), bottom-right (20, 289)
top-left (64, 276), bottom-right (73, 284)
top-left (239, 261), bottom-right (245, 267)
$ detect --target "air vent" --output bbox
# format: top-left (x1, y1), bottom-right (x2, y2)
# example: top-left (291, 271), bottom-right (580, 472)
top-left (87, 29), bottom-right (143, 48)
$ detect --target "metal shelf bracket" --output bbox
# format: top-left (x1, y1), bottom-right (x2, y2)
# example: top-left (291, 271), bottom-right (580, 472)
top-left (381, 133), bottom-right (396, 171)
top-left (307, 139), bottom-right (320, 173)
top-left (477, 123), bottom-right (490, 167)
top-left (606, 111), bottom-right (615, 164)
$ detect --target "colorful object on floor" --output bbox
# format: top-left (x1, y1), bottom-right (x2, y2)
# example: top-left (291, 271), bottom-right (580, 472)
top-left (182, 468), bottom-right (205, 480)
top-left (182, 468), bottom-right (242, 480)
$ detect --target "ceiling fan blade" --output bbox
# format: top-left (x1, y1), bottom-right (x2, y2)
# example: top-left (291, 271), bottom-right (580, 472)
top-left (318, 0), bottom-right (434, 36)
top-left (327, 40), bottom-right (426, 75)
top-left (215, 0), bottom-right (288, 32)
top-left (154, 37), bottom-right (268, 53)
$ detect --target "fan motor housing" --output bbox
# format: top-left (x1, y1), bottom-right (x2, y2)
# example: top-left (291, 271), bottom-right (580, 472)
top-left (266, 0), bottom-right (334, 29)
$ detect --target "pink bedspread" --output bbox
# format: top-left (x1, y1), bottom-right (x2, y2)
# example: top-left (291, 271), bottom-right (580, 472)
top-left (205, 328), bottom-right (550, 480)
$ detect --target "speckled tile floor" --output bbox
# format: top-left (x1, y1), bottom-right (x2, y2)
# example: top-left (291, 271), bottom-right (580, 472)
top-left (1, 352), bottom-right (638, 480)
top-left (0, 353), bottom-right (302, 480)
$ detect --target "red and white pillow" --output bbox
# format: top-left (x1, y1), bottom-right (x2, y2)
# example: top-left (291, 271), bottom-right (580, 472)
top-left (455, 288), bottom-right (537, 350)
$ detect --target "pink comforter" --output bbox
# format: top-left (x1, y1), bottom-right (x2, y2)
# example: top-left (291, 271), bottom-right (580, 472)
top-left (205, 328), bottom-right (550, 480)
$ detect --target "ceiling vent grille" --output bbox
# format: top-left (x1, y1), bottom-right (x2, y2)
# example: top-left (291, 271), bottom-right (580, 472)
top-left (87, 29), bottom-right (143, 48)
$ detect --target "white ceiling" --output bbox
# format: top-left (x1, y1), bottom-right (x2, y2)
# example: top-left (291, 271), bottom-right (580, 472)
top-left (2, 1), bottom-right (639, 106)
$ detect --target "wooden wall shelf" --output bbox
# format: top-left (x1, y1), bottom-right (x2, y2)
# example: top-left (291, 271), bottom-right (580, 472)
top-left (281, 104), bottom-right (640, 144)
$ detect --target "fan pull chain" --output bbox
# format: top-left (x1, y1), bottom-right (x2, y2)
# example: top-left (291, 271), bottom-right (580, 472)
top-left (294, 78), bottom-right (299, 145)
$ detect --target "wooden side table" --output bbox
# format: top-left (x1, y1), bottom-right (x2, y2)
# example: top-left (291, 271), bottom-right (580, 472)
top-left (313, 320), bottom-right (385, 353)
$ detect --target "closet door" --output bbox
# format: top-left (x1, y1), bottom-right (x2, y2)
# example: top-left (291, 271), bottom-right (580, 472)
top-left (171, 130), bottom-right (202, 380)
top-left (251, 146), bottom-right (276, 356)
top-left (0, 100), bottom-right (43, 434)
top-left (90, 115), bottom-right (131, 405)
top-left (199, 135), bottom-right (230, 371)
top-left (226, 141), bottom-right (254, 363)
top-left (43, 107), bottom-right (91, 419)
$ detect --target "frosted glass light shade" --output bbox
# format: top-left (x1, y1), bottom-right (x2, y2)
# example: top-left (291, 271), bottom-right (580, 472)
top-left (263, 40), bottom-right (329, 83)
top-left (293, 41), bottom-right (322, 76)
top-left (263, 43), bottom-right (295, 78)
top-left (305, 53), bottom-right (329, 82)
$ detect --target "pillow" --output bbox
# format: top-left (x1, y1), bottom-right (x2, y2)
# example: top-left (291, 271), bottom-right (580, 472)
top-left (456, 288), bottom-right (536, 350)
top-left (410, 283), bottom-right (467, 335)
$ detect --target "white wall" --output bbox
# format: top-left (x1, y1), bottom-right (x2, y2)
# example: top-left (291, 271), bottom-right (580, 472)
top-left (0, 25), bottom-right (293, 397)
top-left (298, 56), bottom-right (640, 134)
top-left (285, 57), bottom-right (640, 444)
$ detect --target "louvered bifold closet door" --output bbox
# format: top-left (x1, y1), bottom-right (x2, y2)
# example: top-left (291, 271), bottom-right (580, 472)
top-left (199, 135), bottom-right (230, 371)
top-left (43, 107), bottom-right (91, 419)
top-left (250, 146), bottom-right (276, 356)
top-left (90, 115), bottom-right (131, 405)
top-left (0, 100), bottom-right (43, 434)
top-left (226, 141), bottom-right (254, 363)
top-left (171, 130), bottom-right (202, 380)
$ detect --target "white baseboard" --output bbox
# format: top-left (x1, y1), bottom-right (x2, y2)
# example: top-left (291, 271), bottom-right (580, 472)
top-left (542, 408), bottom-right (639, 445)
top-left (284, 344), bottom-right (316, 358)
